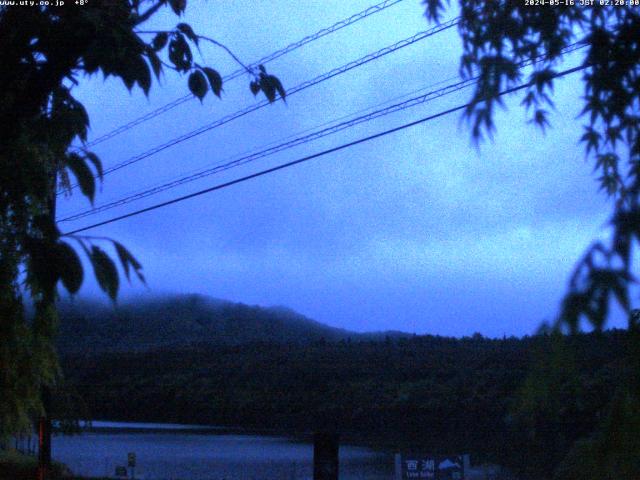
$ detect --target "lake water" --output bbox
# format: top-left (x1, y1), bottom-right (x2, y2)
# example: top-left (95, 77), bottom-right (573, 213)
top-left (52, 421), bottom-right (393, 480)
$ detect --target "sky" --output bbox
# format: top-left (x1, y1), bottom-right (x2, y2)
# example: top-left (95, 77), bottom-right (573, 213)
top-left (56, 0), bottom-right (626, 337)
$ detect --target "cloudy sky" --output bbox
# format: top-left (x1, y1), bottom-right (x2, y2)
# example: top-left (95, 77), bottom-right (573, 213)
top-left (57, 0), bottom-right (625, 337)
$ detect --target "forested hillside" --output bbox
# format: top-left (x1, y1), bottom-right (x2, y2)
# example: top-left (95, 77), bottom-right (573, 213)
top-left (57, 315), bottom-right (631, 479)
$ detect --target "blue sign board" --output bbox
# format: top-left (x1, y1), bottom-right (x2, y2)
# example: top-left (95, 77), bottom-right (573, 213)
top-left (395, 454), bottom-right (465, 480)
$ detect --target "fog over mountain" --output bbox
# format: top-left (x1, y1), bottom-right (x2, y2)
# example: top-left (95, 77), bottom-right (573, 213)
top-left (56, 294), bottom-right (411, 354)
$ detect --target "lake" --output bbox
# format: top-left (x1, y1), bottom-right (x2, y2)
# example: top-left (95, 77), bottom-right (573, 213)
top-left (52, 421), bottom-right (393, 480)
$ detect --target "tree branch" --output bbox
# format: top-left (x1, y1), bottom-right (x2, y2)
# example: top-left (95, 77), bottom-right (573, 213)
top-left (136, 29), bottom-right (255, 76)
top-left (134, 1), bottom-right (165, 26)
top-left (63, 234), bottom-right (116, 242)
top-left (197, 35), bottom-right (254, 76)
top-left (159, 58), bottom-right (180, 72)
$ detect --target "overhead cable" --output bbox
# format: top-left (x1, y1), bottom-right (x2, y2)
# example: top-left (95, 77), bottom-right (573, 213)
top-left (59, 78), bottom-right (475, 222)
top-left (82, 0), bottom-right (408, 149)
top-left (60, 19), bottom-right (460, 195)
top-left (59, 41), bottom-right (587, 222)
top-left (63, 63), bottom-right (589, 236)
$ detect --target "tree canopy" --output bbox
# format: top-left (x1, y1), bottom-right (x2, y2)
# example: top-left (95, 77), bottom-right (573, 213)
top-left (422, 2), bottom-right (640, 477)
top-left (424, 0), bottom-right (640, 333)
top-left (0, 0), bottom-right (284, 436)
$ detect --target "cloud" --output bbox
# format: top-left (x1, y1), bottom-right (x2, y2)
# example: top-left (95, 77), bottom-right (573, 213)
top-left (60, 1), bottom-right (620, 337)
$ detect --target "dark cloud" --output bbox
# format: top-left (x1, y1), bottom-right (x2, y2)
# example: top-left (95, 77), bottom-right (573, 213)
top-left (59, 1), bottom-right (621, 336)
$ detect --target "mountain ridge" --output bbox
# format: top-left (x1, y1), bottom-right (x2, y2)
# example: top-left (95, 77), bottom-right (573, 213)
top-left (56, 293), bottom-right (413, 354)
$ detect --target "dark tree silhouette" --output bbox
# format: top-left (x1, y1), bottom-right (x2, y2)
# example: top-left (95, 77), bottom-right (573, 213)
top-left (424, 0), bottom-right (640, 333)
top-left (0, 0), bottom-right (284, 438)
top-left (422, 2), bottom-right (640, 477)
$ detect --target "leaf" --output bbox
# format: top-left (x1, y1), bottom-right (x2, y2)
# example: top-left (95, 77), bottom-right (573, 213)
top-left (168, 34), bottom-right (192, 72)
top-left (559, 292), bottom-right (587, 334)
top-left (259, 73), bottom-right (276, 103)
top-left (82, 42), bottom-right (101, 74)
top-left (114, 241), bottom-right (130, 280)
top-left (113, 241), bottom-right (144, 283)
top-left (531, 68), bottom-right (555, 94)
top-left (613, 231), bottom-right (631, 267)
top-left (52, 88), bottom-right (90, 142)
top-left (520, 91), bottom-right (537, 110)
top-left (90, 246), bottom-right (119, 301)
top-left (249, 80), bottom-right (260, 96)
top-left (168, 0), bottom-right (187, 16)
top-left (610, 271), bottom-right (630, 312)
top-left (132, 55), bottom-right (152, 95)
top-left (168, 39), bottom-right (181, 69)
top-left (146, 48), bottom-right (162, 77)
top-left (57, 242), bottom-right (83, 294)
top-left (152, 32), bottom-right (168, 51)
top-left (65, 153), bottom-right (96, 204)
top-left (188, 70), bottom-right (208, 101)
top-left (202, 67), bottom-right (222, 97)
top-left (258, 71), bottom-right (286, 103)
top-left (270, 75), bottom-right (286, 101)
top-left (84, 151), bottom-right (103, 182)
top-left (531, 109), bottom-right (550, 132)
top-left (24, 237), bottom-right (58, 296)
top-left (581, 127), bottom-right (601, 155)
top-left (68, 97), bottom-right (90, 142)
top-left (176, 23), bottom-right (197, 44)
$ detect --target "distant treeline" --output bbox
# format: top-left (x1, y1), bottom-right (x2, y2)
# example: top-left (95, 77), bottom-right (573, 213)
top-left (58, 329), bottom-right (632, 479)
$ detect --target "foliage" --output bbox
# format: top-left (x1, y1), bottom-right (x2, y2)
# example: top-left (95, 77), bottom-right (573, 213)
top-left (58, 327), bottom-right (629, 470)
top-left (0, 1), bottom-right (284, 437)
top-left (423, 2), bottom-right (640, 477)
top-left (0, 450), bottom-right (74, 479)
top-left (553, 388), bottom-right (640, 480)
top-left (424, 1), bottom-right (640, 333)
top-left (552, 331), bottom-right (640, 479)
top-left (51, 296), bottom-right (633, 474)
top-left (505, 333), bottom-right (617, 478)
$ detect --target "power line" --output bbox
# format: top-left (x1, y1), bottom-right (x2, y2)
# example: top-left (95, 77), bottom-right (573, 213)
top-left (62, 63), bottom-right (589, 236)
top-left (99, 21), bottom-right (459, 176)
top-left (59, 78), bottom-right (476, 222)
top-left (82, 0), bottom-right (408, 149)
top-left (58, 74), bottom-right (463, 221)
top-left (60, 18), bottom-right (459, 194)
top-left (59, 41), bottom-right (587, 222)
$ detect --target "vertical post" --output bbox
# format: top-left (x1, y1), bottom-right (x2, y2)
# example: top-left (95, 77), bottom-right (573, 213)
top-left (38, 387), bottom-right (52, 480)
top-left (128, 451), bottom-right (136, 479)
top-left (313, 432), bottom-right (339, 480)
top-left (38, 156), bottom-right (57, 480)
top-left (394, 453), bottom-right (402, 480)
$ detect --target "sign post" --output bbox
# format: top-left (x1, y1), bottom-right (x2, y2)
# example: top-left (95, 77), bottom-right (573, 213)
top-left (128, 452), bottom-right (136, 479)
top-left (313, 432), bottom-right (339, 480)
top-left (395, 453), bottom-right (465, 480)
